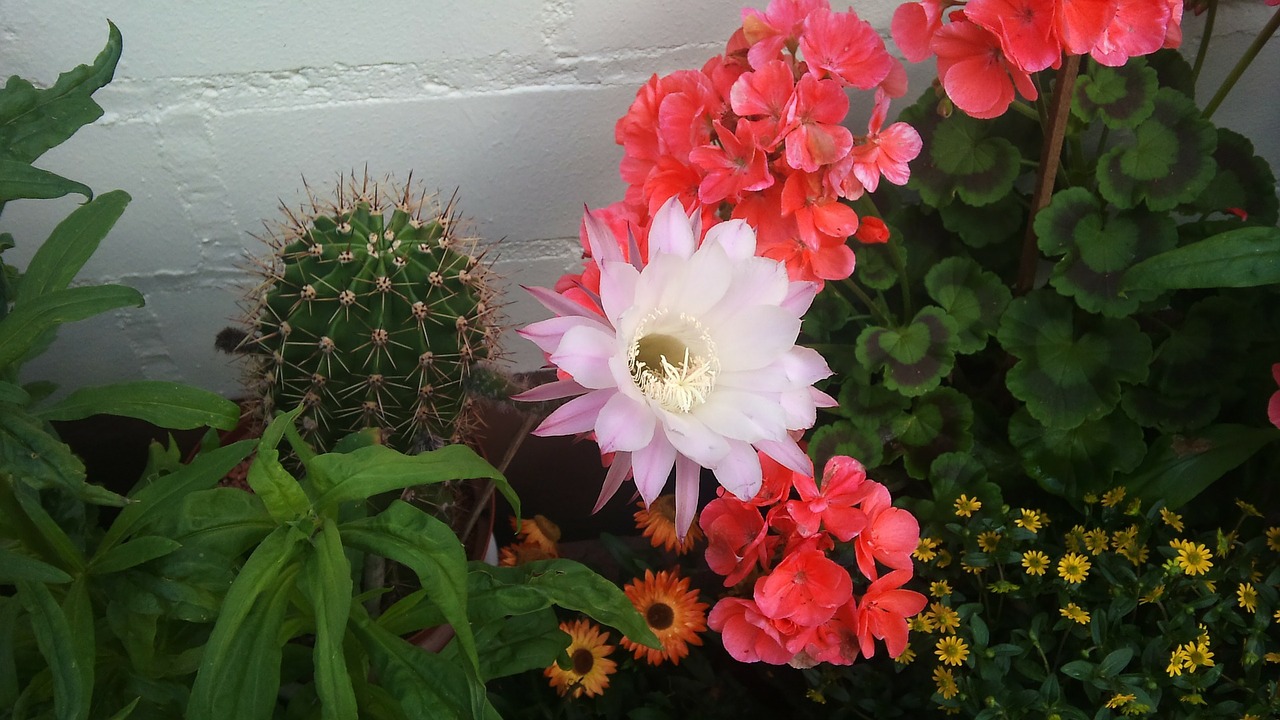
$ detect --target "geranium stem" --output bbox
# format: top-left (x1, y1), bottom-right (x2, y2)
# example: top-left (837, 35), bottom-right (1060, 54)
top-left (839, 278), bottom-right (893, 326)
top-left (1202, 5), bottom-right (1280, 119)
top-left (1192, 0), bottom-right (1218, 81)
top-left (1016, 55), bottom-right (1081, 295)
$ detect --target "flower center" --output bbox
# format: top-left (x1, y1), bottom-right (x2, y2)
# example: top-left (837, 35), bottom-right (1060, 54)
top-left (571, 648), bottom-right (595, 675)
top-left (646, 602), bottom-right (675, 631)
top-left (627, 312), bottom-right (718, 414)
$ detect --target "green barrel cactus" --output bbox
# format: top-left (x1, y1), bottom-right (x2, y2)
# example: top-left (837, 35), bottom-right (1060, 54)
top-left (239, 172), bottom-right (500, 453)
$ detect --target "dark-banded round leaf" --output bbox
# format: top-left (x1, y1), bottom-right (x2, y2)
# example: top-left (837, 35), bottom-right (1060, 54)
top-left (855, 306), bottom-right (958, 397)
top-left (929, 452), bottom-right (1003, 516)
top-left (1144, 48), bottom-right (1196, 98)
top-left (1097, 88), bottom-right (1217, 212)
top-left (1121, 385), bottom-right (1218, 434)
top-left (801, 282), bottom-right (854, 341)
top-left (852, 238), bottom-right (906, 291)
top-left (807, 420), bottom-right (884, 473)
top-left (1072, 58), bottom-right (1158, 129)
top-left (939, 193), bottom-right (1024, 248)
top-left (1008, 408), bottom-right (1145, 498)
top-left (835, 362), bottom-right (911, 426)
top-left (930, 114), bottom-right (1022, 207)
top-left (997, 291), bottom-right (1152, 429)
top-left (892, 388), bottom-right (974, 479)
top-left (925, 257), bottom-right (1011, 354)
top-left (1035, 187), bottom-right (1099, 257)
top-left (1049, 209), bottom-right (1177, 317)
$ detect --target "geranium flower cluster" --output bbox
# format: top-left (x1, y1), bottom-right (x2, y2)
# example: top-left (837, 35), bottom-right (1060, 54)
top-left (892, 0), bottom-right (1185, 118)
top-left (576, 0), bottom-right (919, 287)
top-left (701, 453), bottom-right (926, 666)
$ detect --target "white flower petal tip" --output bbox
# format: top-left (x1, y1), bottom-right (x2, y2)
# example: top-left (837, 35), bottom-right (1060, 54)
top-left (649, 197), bottom-right (697, 259)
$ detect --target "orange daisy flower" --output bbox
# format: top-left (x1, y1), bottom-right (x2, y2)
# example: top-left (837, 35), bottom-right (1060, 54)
top-left (544, 618), bottom-right (616, 698)
top-left (510, 514), bottom-right (561, 554)
top-left (498, 541), bottom-right (557, 567)
top-left (619, 569), bottom-right (708, 665)
top-left (635, 495), bottom-right (703, 554)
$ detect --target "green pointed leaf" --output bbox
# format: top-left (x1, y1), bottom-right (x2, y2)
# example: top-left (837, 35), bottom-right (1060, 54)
top-left (16, 579), bottom-right (93, 720)
top-left (349, 606), bottom-right (476, 720)
top-left (0, 284), bottom-right (144, 373)
top-left (468, 607), bottom-right (565, 682)
top-left (0, 477), bottom-right (85, 572)
top-left (856, 306), bottom-right (958, 397)
top-left (104, 698), bottom-right (141, 720)
top-left (1123, 424), bottom-right (1279, 510)
top-left (892, 387), bottom-right (973, 479)
top-left (0, 381), bottom-right (29, 406)
top-left (299, 518), bottom-right (357, 720)
top-left (0, 22), bottom-right (122, 164)
top-left (1009, 408), bottom-right (1145, 498)
top-left (170, 487), bottom-right (274, 559)
top-left (806, 420), bottom-right (885, 473)
top-left (247, 410), bottom-right (313, 524)
top-left (89, 536), bottom-right (181, 575)
top-left (17, 190), bottom-right (129, 301)
top-left (188, 526), bottom-right (308, 720)
top-left (930, 114), bottom-right (1022, 207)
top-left (1098, 647), bottom-right (1134, 677)
top-left (309, 444), bottom-right (516, 518)
top-left (1123, 226), bottom-right (1280, 290)
top-left (939, 193), bottom-right (1024, 248)
top-left (35, 380), bottom-right (239, 430)
top-left (1072, 58), bottom-right (1158, 129)
top-left (998, 291), bottom-right (1151, 429)
top-left (0, 548), bottom-right (73, 584)
top-left (0, 160), bottom-right (92, 204)
top-left (1097, 88), bottom-right (1217, 211)
top-left (925, 257), bottom-right (1011, 353)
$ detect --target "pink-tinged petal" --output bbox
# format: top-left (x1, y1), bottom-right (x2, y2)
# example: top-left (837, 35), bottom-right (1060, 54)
top-left (524, 284), bottom-right (609, 323)
top-left (755, 435), bottom-right (812, 477)
top-left (510, 378), bottom-right (587, 402)
top-left (703, 219), bottom-right (757, 261)
top-left (712, 439), bottom-right (764, 501)
top-left (673, 453), bottom-right (703, 538)
top-left (649, 196), bottom-right (698, 259)
top-left (517, 315), bottom-right (586, 355)
top-left (599, 261), bottom-right (640, 324)
top-left (663, 414), bottom-right (731, 467)
top-left (779, 388), bottom-right (820, 430)
top-left (712, 305), bottom-right (802, 372)
top-left (550, 324), bottom-right (620, 390)
top-left (595, 392), bottom-right (657, 453)
top-left (594, 451), bottom-right (633, 513)
top-left (696, 386), bottom-right (788, 441)
top-left (582, 205), bottom-right (624, 265)
top-left (781, 280), bottom-right (819, 316)
top-left (890, 2), bottom-right (943, 63)
top-left (811, 387), bottom-right (838, 408)
top-left (632, 432), bottom-right (677, 504)
top-left (534, 390), bottom-right (613, 437)
top-left (668, 242), bottom-right (734, 316)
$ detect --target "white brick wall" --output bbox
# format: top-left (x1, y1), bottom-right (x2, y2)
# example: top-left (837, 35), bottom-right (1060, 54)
top-left (1, 0), bottom-right (1276, 398)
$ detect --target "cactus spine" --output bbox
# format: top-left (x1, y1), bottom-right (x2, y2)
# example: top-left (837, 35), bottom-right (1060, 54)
top-left (240, 172), bottom-right (499, 454)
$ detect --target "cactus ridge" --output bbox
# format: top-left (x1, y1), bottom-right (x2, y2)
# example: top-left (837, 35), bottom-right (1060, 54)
top-left (238, 171), bottom-right (501, 453)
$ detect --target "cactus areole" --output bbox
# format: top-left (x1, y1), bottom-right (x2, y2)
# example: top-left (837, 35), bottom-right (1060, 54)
top-left (242, 173), bottom-right (498, 453)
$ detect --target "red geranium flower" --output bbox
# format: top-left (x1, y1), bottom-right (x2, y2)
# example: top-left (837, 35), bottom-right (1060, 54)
top-left (799, 7), bottom-right (898, 90)
top-left (853, 482), bottom-right (920, 581)
top-left (755, 547), bottom-right (853, 627)
top-left (932, 16), bottom-right (1038, 119)
top-left (852, 569), bottom-right (928, 659)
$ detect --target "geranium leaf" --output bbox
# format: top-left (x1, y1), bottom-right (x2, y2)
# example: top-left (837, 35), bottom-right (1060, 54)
top-left (997, 291), bottom-right (1151, 429)
top-left (802, 284), bottom-right (854, 341)
top-left (1123, 225), bottom-right (1280, 290)
top-left (930, 114), bottom-right (1022, 207)
top-left (1035, 187), bottom-right (1099, 257)
top-left (1187, 129), bottom-right (1279, 225)
top-left (1049, 208), bottom-right (1178, 317)
top-left (1072, 58), bottom-right (1158, 129)
top-left (807, 420), bottom-right (885, 472)
top-left (892, 388), bottom-right (974, 479)
top-left (939, 193), bottom-right (1024, 248)
top-left (1123, 424), bottom-right (1279, 510)
top-left (856, 306), bottom-right (958, 397)
top-left (1097, 88), bottom-right (1217, 211)
top-left (852, 238), bottom-right (906, 291)
top-left (835, 362), bottom-right (911, 425)
top-left (1144, 48), bottom-right (1197, 98)
top-left (925, 257), bottom-right (1011, 354)
top-left (1008, 408), bottom-right (1145, 498)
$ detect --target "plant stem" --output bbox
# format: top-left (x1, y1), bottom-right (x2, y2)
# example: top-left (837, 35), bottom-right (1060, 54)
top-left (1203, 5), bottom-right (1280, 119)
top-left (1192, 0), bottom-right (1218, 81)
top-left (840, 278), bottom-right (894, 326)
top-left (1016, 55), bottom-right (1081, 295)
top-left (459, 410), bottom-right (539, 545)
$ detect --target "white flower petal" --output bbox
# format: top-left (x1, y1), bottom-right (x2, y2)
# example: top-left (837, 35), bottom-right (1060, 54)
top-left (664, 242), bottom-right (732, 316)
top-left (632, 432), bottom-right (677, 504)
top-left (662, 413), bottom-right (731, 466)
top-left (599, 260), bottom-right (640, 324)
top-left (533, 390), bottom-right (613, 437)
top-left (712, 439), bottom-right (763, 501)
top-left (517, 315), bottom-right (592, 355)
top-left (703, 219), bottom-right (757, 261)
top-left (695, 386), bottom-right (787, 441)
top-left (711, 305), bottom-right (802, 372)
top-left (583, 206), bottom-right (624, 265)
top-left (648, 197), bottom-right (697, 259)
top-left (701, 259), bottom-right (791, 328)
top-left (594, 452), bottom-right (633, 513)
top-left (780, 345), bottom-right (834, 385)
top-left (673, 454), bottom-right (704, 539)
top-left (511, 378), bottom-right (587, 402)
top-left (755, 436), bottom-right (813, 477)
top-left (595, 392), bottom-right (657, 453)
top-left (550, 324), bottom-right (619, 389)
top-left (781, 280), bottom-right (820, 316)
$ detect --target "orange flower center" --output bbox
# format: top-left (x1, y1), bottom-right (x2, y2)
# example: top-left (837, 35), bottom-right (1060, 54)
top-left (571, 648), bottom-right (596, 675)
top-left (646, 602), bottom-right (675, 631)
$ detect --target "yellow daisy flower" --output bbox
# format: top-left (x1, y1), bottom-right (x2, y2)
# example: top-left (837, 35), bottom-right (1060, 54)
top-left (1167, 646), bottom-right (1189, 677)
top-left (1182, 641), bottom-right (1214, 670)
top-left (895, 644), bottom-right (916, 665)
top-left (1082, 492), bottom-right (1098, 504)
top-left (1139, 584), bottom-right (1165, 604)
top-left (910, 612), bottom-right (938, 633)
top-left (932, 666), bottom-right (959, 699)
top-left (511, 514), bottom-right (562, 554)
top-left (1014, 508), bottom-right (1044, 533)
top-left (954, 494), bottom-right (982, 517)
top-left (1237, 582), bottom-right (1258, 613)
top-left (930, 580), bottom-right (953, 598)
top-left (935, 548), bottom-right (953, 568)
top-left (1101, 486), bottom-right (1126, 508)
top-left (1159, 507), bottom-right (1184, 532)
top-left (1021, 550), bottom-right (1050, 576)
top-left (914, 536), bottom-right (939, 562)
top-left (1105, 693), bottom-right (1136, 709)
top-left (619, 569), bottom-right (707, 666)
top-left (545, 618), bottom-right (616, 698)
top-left (1265, 527), bottom-right (1280, 553)
top-left (1265, 652), bottom-right (1280, 663)
top-left (1111, 525), bottom-right (1138, 551)
top-left (931, 602), bottom-right (961, 635)
top-left (1082, 528), bottom-right (1109, 555)
top-left (635, 496), bottom-right (702, 555)
top-left (1060, 603), bottom-right (1090, 625)
top-left (1057, 553), bottom-right (1091, 584)
top-left (935, 636), bottom-right (969, 666)
top-left (977, 531), bottom-right (1001, 553)
top-left (1173, 541), bottom-right (1213, 576)
top-left (1235, 499), bottom-right (1262, 517)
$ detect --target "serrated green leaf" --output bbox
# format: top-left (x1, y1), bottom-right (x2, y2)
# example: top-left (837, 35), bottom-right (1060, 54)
top-left (0, 22), bottom-right (122, 165)
top-left (849, 239), bottom-right (906, 291)
top-left (0, 547), bottom-right (73, 584)
top-left (1124, 424), bottom-right (1278, 509)
top-left (1097, 88), bottom-right (1217, 211)
top-left (16, 189), bottom-right (129, 300)
top-left (893, 388), bottom-right (973, 479)
top-left (1123, 225), bottom-right (1280, 290)
top-left (35, 380), bottom-right (239, 430)
top-left (939, 192), bottom-right (1024, 248)
top-left (299, 518), bottom-right (357, 720)
top-left (1009, 408), bottom-right (1146, 498)
top-left (308, 444), bottom-right (516, 518)
top-left (187, 525), bottom-right (307, 720)
top-left (925, 257), bottom-right (1011, 353)
top-left (0, 160), bottom-right (92, 204)
top-left (0, 284), bottom-right (143, 373)
top-left (856, 306), bottom-right (958, 397)
top-left (930, 115), bottom-right (1022, 207)
top-left (1072, 58), bottom-right (1158, 129)
top-left (89, 536), bottom-right (181, 575)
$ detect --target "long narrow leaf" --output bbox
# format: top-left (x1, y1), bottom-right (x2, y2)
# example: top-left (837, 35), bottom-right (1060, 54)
top-left (35, 380), bottom-right (238, 430)
top-left (88, 536), bottom-right (181, 575)
top-left (0, 284), bottom-right (143, 373)
top-left (299, 519), bottom-right (357, 720)
top-left (0, 405), bottom-right (126, 506)
top-left (1123, 226), bottom-right (1280, 290)
top-left (0, 160), bottom-right (91, 204)
top-left (16, 580), bottom-right (90, 720)
top-left (1125, 424), bottom-right (1279, 509)
top-left (0, 547), bottom-right (73, 584)
top-left (16, 190), bottom-right (129, 301)
top-left (309, 444), bottom-right (517, 516)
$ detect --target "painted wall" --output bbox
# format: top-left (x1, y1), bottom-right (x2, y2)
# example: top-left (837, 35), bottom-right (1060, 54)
top-left (1, 1), bottom-right (1276, 398)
